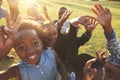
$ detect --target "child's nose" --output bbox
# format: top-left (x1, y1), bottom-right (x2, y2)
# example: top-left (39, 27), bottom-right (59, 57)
top-left (26, 46), bottom-right (35, 55)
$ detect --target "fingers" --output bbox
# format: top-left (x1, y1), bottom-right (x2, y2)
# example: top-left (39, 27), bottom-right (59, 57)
top-left (84, 16), bottom-right (98, 32)
top-left (1, 26), bottom-right (14, 40)
top-left (94, 4), bottom-right (104, 13)
top-left (92, 3), bottom-right (106, 16)
top-left (105, 7), bottom-right (111, 15)
top-left (96, 49), bottom-right (107, 59)
top-left (61, 9), bottom-right (73, 22)
top-left (64, 10), bottom-right (73, 17)
top-left (85, 58), bottom-right (96, 68)
top-left (68, 10), bottom-right (73, 16)
top-left (96, 51), bottom-right (100, 61)
top-left (100, 49), bottom-right (107, 57)
top-left (90, 17), bottom-right (98, 26)
top-left (92, 8), bottom-right (98, 15)
top-left (96, 49), bottom-right (108, 66)
top-left (92, 3), bottom-right (105, 14)
top-left (97, 4), bottom-right (104, 12)
top-left (84, 16), bottom-right (98, 24)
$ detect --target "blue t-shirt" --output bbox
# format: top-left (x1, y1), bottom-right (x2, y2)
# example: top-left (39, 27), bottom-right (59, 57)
top-left (0, 8), bottom-right (4, 19)
top-left (19, 49), bottom-right (57, 80)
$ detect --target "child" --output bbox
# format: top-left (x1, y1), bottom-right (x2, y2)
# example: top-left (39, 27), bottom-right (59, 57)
top-left (0, 20), bottom-right (68, 80)
top-left (0, 0), bottom-right (11, 27)
top-left (53, 7), bottom-right (72, 34)
top-left (90, 3), bottom-right (120, 80)
top-left (54, 6), bottom-right (98, 80)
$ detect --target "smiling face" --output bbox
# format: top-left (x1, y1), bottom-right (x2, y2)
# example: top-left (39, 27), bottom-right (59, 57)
top-left (15, 29), bottom-right (43, 64)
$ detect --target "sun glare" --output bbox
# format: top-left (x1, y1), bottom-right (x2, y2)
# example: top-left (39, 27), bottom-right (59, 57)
top-left (22, 0), bottom-right (36, 4)
top-left (21, 0), bottom-right (37, 6)
top-left (19, 0), bottom-right (38, 16)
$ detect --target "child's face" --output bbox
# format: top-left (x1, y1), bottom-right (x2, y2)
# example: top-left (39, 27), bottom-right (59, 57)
top-left (15, 29), bottom-right (43, 64)
top-left (48, 26), bottom-right (57, 46)
top-left (44, 24), bottom-right (58, 47)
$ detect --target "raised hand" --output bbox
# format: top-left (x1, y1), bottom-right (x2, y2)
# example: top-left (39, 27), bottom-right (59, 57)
top-left (92, 4), bottom-right (112, 34)
top-left (96, 49), bottom-right (108, 67)
top-left (12, 15), bottom-right (23, 32)
top-left (57, 10), bottom-right (73, 27)
top-left (83, 58), bottom-right (97, 80)
top-left (70, 16), bottom-right (98, 33)
top-left (61, 10), bottom-right (73, 21)
top-left (83, 16), bottom-right (98, 33)
top-left (0, 26), bottom-right (15, 60)
top-left (42, 4), bottom-right (51, 22)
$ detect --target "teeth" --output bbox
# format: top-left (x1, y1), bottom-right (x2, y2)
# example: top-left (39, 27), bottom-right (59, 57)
top-left (29, 54), bottom-right (36, 59)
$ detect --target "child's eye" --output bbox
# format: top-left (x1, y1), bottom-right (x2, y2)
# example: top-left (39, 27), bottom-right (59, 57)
top-left (18, 46), bottom-right (26, 51)
top-left (33, 41), bottom-right (40, 46)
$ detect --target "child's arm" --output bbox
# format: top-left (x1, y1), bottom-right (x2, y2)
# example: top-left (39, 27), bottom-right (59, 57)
top-left (4, 9), bottom-right (12, 28)
top-left (92, 4), bottom-right (112, 34)
top-left (52, 49), bottom-right (69, 80)
top-left (91, 3), bottom-right (120, 66)
top-left (0, 65), bottom-right (21, 80)
top-left (105, 30), bottom-right (120, 59)
top-left (42, 4), bottom-right (51, 22)
top-left (7, 0), bottom-right (19, 8)
top-left (75, 16), bottom-right (98, 46)
top-left (0, 26), bottom-right (15, 59)
top-left (104, 63), bottom-right (120, 80)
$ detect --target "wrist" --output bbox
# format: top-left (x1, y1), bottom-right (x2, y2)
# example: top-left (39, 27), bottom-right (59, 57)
top-left (57, 19), bottom-right (65, 27)
top-left (86, 31), bottom-right (92, 36)
top-left (103, 25), bottom-right (112, 34)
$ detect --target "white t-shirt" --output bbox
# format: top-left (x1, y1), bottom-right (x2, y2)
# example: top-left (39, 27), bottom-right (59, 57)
top-left (60, 21), bottom-right (70, 34)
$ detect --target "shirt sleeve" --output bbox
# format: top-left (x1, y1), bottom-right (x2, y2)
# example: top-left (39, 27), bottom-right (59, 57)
top-left (104, 29), bottom-right (120, 67)
top-left (76, 31), bottom-right (91, 47)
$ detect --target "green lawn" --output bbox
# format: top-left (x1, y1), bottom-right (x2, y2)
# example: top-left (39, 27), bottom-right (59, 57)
top-left (0, 0), bottom-right (120, 79)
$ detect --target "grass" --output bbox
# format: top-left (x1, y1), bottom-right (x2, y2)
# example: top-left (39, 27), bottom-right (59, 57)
top-left (0, 0), bottom-right (120, 79)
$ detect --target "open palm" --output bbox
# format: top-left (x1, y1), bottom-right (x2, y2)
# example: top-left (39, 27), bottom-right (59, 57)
top-left (0, 26), bottom-right (15, 59)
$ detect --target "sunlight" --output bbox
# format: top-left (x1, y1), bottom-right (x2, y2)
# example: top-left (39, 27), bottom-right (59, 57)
top-left (22, 0), bottom-right (36, 5)
top-left (19, 0), bottom-right (38, 16)
top-left (21, 0), bottom-right (37, 6)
